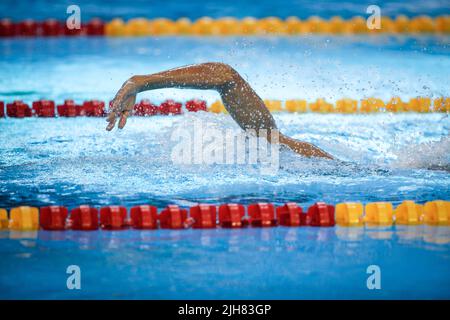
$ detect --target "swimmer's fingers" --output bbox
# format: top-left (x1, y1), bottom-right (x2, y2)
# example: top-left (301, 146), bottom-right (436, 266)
top-left (109, 83), bottom-right (131, 112)
top-left (106, 98), bottom-right (126, 131)
top-left (125, 94), bottom-right (136, 112)
top-left (118, 95), bottom-right (136, 129)
top-left (106, 100), bottom-right (122, 131)
top-left (109, 94), bottom-right (126, 116)
top-left (106, 113), bottom-right (117, 131)
top-left (106, 92), bottom-right (131, 130)
top-left (118, 111), bottom-right (130, 129)
top-left (106, 78), bottom-right (137, 131)
top-left (107, 110), bottom-right (116, 123)
top-left (107, 97), bottom-right (125, 121)
top-left (106, 98), bottom-right (121, 130)
top-left (106, 101), bottom-right (129, 131)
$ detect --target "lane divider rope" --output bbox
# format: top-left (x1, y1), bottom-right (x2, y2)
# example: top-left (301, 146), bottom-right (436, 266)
top-left (1, 200), bottom-right (449, 231)
top-left (0, 97), bottom-right (449, 118)
top-left (1, 15), bottom-right (449, 37)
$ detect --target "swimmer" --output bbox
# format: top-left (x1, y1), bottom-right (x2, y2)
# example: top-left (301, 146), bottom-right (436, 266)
top-left (106, 62), bottom-right (333, 159)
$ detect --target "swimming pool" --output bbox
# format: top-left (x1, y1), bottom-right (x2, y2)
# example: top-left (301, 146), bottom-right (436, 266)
top-left (1, 0), bottom-right (450, 300)
top-left (1, 36), bottom-right (449, 208)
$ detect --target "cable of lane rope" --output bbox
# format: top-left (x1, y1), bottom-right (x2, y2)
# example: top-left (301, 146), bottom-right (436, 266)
top-left (1, 97), bottom-right (448, 118)
top-left (106, 15), bottom-right (450, 36)
top-left (1, 200), bottom-right (449, 231)
top-left (0, 15), bottom-right (449, 37)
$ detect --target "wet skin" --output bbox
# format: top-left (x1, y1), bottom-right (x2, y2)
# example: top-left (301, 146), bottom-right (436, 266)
top-left (106, 62), bottom-right (333, 159)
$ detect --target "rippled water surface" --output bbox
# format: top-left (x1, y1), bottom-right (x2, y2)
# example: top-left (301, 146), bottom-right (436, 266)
top-left (0, 113), bottom-right (449, 209)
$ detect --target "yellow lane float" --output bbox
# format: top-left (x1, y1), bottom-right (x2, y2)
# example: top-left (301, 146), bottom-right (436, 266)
top-left (364, 202), bottom-right (394, 226)
top-left (285, 99), bottom-right (307, 113)
top-left (434, 97), bottom-right (450, 112)
top-left (407, 97), bottom-right (431, 112)
top-left (309, 98), bottom-right (334, 113)
top-left (0, 208), bottom-right (8, 229)
top-left (264, 100), bottom-right (283, 112)
top-left (209, 100), bottom-right (227, 113)
top-left (360, 98), bottom-right (385, 113)
top-left (385, 97), bottom-right (406, 112)
top-left (424, 200), bottom-right (450, 225)
top-left (335, 202), bottom-right (364, 226)
top-left (9, 206), bottom-right (39, 231)
top-left (394, 200), bottom-right (423, 225)
top-left (104, 15), bottom-right (450, 36)
top-left (105, 18), bottom-right (126, 36)
top-left (335, 99), bottom-right (358, 113)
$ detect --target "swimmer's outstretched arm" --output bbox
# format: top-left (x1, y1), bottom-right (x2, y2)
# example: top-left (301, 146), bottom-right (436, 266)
top-left (107, 62), bottom-right (333, 159)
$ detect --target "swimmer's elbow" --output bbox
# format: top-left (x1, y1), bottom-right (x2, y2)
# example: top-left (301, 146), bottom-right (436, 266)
top-left (204, 62), bottom-right (237, 74)
top-left (203, 62), bottom-right (241, 83)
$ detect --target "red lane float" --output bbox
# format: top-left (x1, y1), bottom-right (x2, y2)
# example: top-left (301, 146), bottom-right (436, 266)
top-left (306, 202), bottom-right (335, 227)
top-left (82, 100), bottom-right (106, 116)
top-left (218, 203), bottom-right (247, 228)
top-left (100, 206), bottom-right (128, 229)
top-left (190, 204), bottom-right (217, 229)
top-left (86, 18), bottom-right (105, 36)
top-left (160, 99), bottom-right (183, 115)
top-left (1, 98), bottom-right (210, 118)
top-left (185, 99), bottom-right (207, 112)
top-left (248, 203), bottom-right (277, 227)
top-left (40, 206), bottom-right (68, 230)
top-left (130, 205), bottom-right (158, 229)
top-left (0, 18), bottom-right (105, 37)
top-left (0, 101), bottom-right (4, 118)
top-left (57, 99), bottom-right (81, 117)
top-left (133, 99), bottom-right (159, 116)
top-left (17, 19), bottom-right (39, 36)
top-left (64, 24), bottom-right (84, 36)
top-left (65, 19), bottom-right (105, 36)
top-left (6, 201), bottom-right (450, 231)
top-left (6, 101), bottom-right (32, 118)
top-left (32, 100), bottom-right (56, 117)
top-left (159, 205), bottom-right (188, 229)
top-left (42, 19), bottom-right (63, 36)
top-left (276, 202), bottom-right (304, 226)
top-left (70, 205), bottom-right (99, 230)
top-left (0, 19), bottom-right (15, 37)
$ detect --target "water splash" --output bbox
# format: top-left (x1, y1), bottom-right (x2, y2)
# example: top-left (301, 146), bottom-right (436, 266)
top-left (392, 135), bottom-right (450, 171)
top-left (0, 112), bottom-right (448, 208)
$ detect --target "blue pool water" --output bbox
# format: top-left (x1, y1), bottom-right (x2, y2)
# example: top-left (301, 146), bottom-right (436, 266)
top-left (1, 0), bottom-right (450, 299)
top-left (1, 0), bottom-right (450, 21)
top-left (0, 226), bottom-right (449, 299)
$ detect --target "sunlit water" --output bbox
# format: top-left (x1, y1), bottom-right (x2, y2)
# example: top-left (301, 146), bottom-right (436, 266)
top-left (0, 35), bottom-right (449, 299)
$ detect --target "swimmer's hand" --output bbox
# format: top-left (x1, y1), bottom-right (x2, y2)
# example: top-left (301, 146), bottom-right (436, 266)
top-left (106, 78), bottom-right (138, 131)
